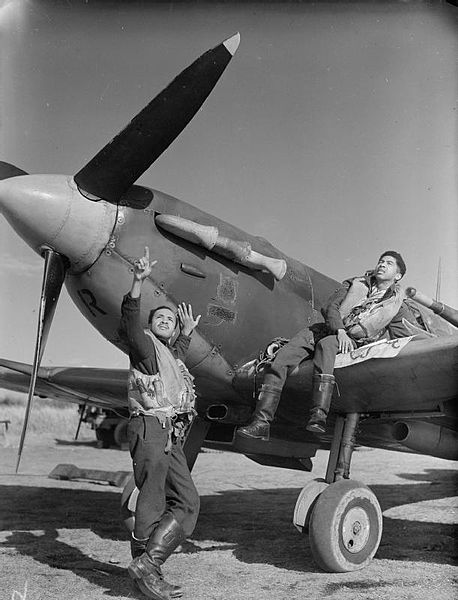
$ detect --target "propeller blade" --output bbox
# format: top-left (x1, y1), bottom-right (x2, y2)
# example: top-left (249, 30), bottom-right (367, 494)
top-left (0, 161), bottom-right (28, 180)
top-left (74, 33), bottom-right (240, 204)
top-left (16, 249), bottom-right (68, 473)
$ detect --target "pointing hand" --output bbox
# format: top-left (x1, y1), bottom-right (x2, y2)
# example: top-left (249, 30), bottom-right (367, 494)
top-left (133, 246), bottom-right (157, 281)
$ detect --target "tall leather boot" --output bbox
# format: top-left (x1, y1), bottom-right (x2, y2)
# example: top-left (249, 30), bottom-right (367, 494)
top-left (305, 373), bottom-right (335, 434)
top-left (128, 514), bottom-right (184, 600)
top-left (130, 534), bottom-right (148, 559)
top-left (236, 383), bottom-right (282, 440)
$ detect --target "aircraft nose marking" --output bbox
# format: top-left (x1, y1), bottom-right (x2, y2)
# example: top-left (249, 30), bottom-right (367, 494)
top-left (217, 274), bottom-right (238, 305)
top-left (207, 304), bottom-right (237, 324)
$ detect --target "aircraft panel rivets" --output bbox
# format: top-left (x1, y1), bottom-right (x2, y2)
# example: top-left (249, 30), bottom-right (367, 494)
top-left (117, 214), bottom-right (125, 224)
top-left (106, 249), bottom-right (112, 256)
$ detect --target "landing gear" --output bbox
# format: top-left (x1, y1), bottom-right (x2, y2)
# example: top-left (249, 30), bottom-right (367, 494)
top-left (293, 412), bottom-right (383, 572)
top-left (309, 479), bottom-right (382, 572)
top-left (77, 404), bottom-right (130, 448)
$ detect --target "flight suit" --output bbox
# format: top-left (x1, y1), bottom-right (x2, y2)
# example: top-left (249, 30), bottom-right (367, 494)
top-left (120, 294), bottom-right (200, 543)
top-left (263, 276), bottom-right (419, 386)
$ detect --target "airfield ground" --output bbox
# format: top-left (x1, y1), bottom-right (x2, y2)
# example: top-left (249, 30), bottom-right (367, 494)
top-left (0, 430), bottom-right (457, 600)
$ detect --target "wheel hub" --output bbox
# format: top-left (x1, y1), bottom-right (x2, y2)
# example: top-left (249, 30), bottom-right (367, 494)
top-left (341, 507), bottom-right (370, 553)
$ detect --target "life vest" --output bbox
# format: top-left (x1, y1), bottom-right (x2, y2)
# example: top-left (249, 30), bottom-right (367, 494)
top-left (339, 276), bottom-right (404, 343)
top-left (127, 330), bottom-right (195, 422)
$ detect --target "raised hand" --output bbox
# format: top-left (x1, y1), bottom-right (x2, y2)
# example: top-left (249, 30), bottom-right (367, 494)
top-left (177, 303), bottom-right (201, 336)
top-left (133, 246), bottom-right (157, 281)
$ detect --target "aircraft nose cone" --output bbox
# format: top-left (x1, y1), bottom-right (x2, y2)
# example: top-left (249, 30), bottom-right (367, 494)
top-left (0, 174), bottom-right (117, 272)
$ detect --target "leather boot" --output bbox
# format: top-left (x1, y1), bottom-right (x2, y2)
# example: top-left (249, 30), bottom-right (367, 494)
top-left (306, 373), bottom-right (335, 434)
top-left (128, 514), bottom-right (184, 600)
top-left (236, 384), bottom-right (282, 440)
top-left (130, 534), bottom-right (148, 559)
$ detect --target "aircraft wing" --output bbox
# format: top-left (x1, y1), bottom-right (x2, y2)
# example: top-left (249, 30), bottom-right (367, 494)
top-left (234, 333), bottom-right (458, 456)
top-left (333, 334), bottom-right (458, 412)
top-left (0, 358), bottom-right (129, 411)
top-left (3, 334), bottom-right (457, 417)
top-left (236, 334), bottom-right (458, 411)
top-left (2, 334), bottom-right (457, 460)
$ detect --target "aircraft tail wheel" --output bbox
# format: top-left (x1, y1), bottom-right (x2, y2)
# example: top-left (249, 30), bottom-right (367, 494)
top-left (309, 479), bottom-right (382, 573)
top-left (120, 474), bottom-right (138, 533)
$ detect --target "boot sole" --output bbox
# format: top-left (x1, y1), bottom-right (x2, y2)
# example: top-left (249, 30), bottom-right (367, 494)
top-left (132, 576), bottom-right (183, 600)
top-left (135, 578), bottom-right (166, 600)
top-left (129, 564), bottom-right (183, 599)
top-left (235, 431), bottom-right (270, 441)
top-left (305, 423), bottom-right (326, 434)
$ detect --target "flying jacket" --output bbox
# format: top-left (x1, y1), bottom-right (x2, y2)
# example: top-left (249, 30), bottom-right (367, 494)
top-left (120, 293), bottom-right (195, 419)
top-left (324, 272), bottom-right (418, 343)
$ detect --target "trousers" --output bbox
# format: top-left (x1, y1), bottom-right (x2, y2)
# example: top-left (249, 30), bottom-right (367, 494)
top-left (128, 415), bottom-right (200, 540)
top-left (263, 327), bottom-right (339, 389)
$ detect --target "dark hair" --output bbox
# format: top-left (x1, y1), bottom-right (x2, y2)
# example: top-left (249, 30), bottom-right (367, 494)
top-left (148, 305), bottom-right (177, 326)
top-left (378, 251), bottom-right (406, 277)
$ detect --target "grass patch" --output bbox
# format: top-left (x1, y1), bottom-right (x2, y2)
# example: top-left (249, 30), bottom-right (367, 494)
top-left (0, 389), bottom-right (84, 439)
top-left (0, 389), bottom-right (70, 407)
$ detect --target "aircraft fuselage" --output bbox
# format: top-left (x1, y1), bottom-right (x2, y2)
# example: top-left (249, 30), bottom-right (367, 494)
top-left (62, 184), bottom-right (338, 402)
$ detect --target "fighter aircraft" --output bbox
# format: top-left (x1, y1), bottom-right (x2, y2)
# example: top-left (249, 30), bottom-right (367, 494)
top-left (1, 33), bottom-right (457, 574)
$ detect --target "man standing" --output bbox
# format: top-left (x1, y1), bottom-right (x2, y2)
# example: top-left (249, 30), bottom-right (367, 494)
top-left (237, 251), bottom-right (418, 440)
top-left (121, 246), bottom-right (201, 600)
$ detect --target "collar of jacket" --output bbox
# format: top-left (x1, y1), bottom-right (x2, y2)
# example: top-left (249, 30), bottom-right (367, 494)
top-left (345, 271), bottom-right (398, 300)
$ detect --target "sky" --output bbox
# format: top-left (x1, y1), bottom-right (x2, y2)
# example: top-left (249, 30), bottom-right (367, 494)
top-left (1, 0), bottom-right (457, 370)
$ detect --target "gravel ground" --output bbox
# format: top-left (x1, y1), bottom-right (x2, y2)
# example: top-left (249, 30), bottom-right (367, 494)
top-left (0, 432), bottom-right (457, 600)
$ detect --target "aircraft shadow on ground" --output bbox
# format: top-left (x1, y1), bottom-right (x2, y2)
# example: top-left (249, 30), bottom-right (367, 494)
top-left (0, 468), bottom-right (456, 595)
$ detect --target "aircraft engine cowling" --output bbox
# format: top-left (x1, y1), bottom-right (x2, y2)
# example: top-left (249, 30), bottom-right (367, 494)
top-left (392, 420), bottom-right (458, 461)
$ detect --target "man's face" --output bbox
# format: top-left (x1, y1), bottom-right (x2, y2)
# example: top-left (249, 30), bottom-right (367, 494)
top-left (374, 255), bottom-right (401, 285)
top-left (150, 308), bottom-right (177, 340)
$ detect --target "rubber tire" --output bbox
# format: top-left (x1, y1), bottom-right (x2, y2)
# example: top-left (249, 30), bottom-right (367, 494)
top-left (309, 479), bottom-right (382, 572)
top-left (113, 419), bottom-right (129, 447)
top-left (95, 426), bottom-right (115, 448)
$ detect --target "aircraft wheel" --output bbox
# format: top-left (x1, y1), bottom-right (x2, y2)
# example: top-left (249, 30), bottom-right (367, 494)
top-left (95, 426), bottom-right (115, 448)
top-left (113, 419), bottom-right (129, 448)
top-left (309, 479), bottom-right (382, 573)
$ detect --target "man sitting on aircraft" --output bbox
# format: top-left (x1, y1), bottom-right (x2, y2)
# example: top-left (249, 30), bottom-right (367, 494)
top-left (120, 246), bottom-right (201, 600)
top-left (237, 251), bottom-right (418, 440)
